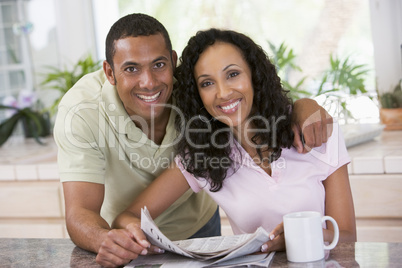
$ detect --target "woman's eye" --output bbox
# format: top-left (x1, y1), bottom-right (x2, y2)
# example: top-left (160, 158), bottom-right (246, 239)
top-left (228, 71), bottom-right (239, 78)
top-left (200, 81), bottom-right (213, 88)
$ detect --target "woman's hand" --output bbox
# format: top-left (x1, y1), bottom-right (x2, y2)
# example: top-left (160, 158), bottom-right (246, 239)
top-left (260, 223), bottom-right (286, 253)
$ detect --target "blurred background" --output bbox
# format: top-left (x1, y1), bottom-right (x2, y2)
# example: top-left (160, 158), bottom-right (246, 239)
top-left (1, 0), bottom-right (401, 131)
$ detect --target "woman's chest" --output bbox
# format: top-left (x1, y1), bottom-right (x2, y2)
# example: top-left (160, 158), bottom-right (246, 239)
top-left (209, 158), bottom-right (328, 233)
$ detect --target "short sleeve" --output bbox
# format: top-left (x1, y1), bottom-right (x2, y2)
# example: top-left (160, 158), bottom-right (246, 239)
top-left (309, 122), bottom-right (351, 178)
top-left (54, 105), bottom-right (105, 184)
top-left (174, 155), bottom-right (206, 193)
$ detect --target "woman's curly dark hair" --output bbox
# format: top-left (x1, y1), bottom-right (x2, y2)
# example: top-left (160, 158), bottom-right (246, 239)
top-left (173, 28), bottom-right (294, 192)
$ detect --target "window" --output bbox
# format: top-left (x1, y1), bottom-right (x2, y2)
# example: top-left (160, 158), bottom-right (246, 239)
top-left (0, 0), bottom-right (33, 102)
top-left (107, 0), bottom-right (378, 123)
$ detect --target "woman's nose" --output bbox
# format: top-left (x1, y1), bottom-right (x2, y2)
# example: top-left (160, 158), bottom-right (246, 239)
top-left (216, 83), bottom-right (233, 99)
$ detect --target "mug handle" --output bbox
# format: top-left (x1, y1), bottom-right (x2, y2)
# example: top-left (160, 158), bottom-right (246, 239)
top-left (322, 216), bottom-right (339, 250)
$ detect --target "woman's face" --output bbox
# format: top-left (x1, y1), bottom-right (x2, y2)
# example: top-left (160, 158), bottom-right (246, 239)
top-left (194, 42), bottom-right (254, 129)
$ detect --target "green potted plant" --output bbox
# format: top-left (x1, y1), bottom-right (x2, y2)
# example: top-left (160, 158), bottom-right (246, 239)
top-left (41, 54), bottom-right (102, 115)
top-left (378, 80), bottom-right (402, 130)
top-left (313, 54), bottom-right (370, 123)
top-left (0, 91), bottom-right (50, 146)
top-left (268, 41), bottom-right (311, 100)
top-left (268, 42), bottom-right (370, 121)
top-left (0, 54), bottom-right (101, 146)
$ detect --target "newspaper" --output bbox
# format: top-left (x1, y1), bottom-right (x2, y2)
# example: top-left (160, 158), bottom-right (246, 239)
top-left (125, 251), bottom-right (275, 268)
top-left (136, 207), bottom-right (271, 266)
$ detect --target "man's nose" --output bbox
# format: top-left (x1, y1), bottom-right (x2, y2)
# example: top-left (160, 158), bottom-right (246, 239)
top-left (139, 69), bottom-right (156, 89)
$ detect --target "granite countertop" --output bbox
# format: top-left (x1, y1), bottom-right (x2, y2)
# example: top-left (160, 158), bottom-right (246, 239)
top-left (0, 238), bottom-right (99, 267)
top-left (1, 238), bottom-right (401, 267)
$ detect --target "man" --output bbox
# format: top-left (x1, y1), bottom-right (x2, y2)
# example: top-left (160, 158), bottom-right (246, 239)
top-left (54, 13), bottom-right (332, 267)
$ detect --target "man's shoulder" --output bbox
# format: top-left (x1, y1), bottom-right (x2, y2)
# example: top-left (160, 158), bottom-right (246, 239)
top-left (59, 69), bottom-right (107, 108)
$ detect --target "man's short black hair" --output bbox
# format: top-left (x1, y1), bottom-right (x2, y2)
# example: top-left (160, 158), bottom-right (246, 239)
top-left (105, 13), bottom-right (173, 69)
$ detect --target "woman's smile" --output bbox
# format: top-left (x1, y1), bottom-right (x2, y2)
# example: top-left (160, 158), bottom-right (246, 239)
top-left (218, 98), bottom-right (242, 113)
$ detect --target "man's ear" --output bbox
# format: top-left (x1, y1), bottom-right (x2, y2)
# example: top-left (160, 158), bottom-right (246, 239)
top-left (171, 50), bottom-right (178, 69)
top-left (103, 60), bottom-right (116, 85)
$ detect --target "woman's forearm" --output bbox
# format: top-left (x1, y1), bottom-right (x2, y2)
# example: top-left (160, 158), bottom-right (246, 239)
top-left (112, 211), bottom-right (141, 229)
top-left (323, 228), bottom-right (357, 243)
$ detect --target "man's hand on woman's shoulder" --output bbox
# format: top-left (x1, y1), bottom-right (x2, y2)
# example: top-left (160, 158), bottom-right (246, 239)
top-left (292, 98), bottom-right (333, 153)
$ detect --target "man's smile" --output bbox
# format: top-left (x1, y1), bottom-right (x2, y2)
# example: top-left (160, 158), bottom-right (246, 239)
top-left (136, 91), bottom-right (162, 102)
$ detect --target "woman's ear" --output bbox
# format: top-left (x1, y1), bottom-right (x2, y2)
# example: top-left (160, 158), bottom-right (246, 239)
top-left (103, 60), bottom-right (116, 85)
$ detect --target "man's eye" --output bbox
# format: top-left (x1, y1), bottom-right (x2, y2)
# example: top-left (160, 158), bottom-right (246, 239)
top-left (154, 62), bottom-right (165, 69)
top-left (125, 67), bottom-right (137, 72)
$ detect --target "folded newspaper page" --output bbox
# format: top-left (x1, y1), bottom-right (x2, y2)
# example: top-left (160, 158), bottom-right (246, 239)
top-left (140, 207), bottom-right (270, 265)
top-left (124, 251), bottom-right (275, 268)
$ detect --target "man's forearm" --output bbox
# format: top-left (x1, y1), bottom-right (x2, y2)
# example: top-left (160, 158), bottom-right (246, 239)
top-left (66, 209), bottom-right (111, 253)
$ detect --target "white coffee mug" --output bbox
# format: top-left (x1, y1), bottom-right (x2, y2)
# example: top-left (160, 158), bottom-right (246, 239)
top-left (283, 211), bottom-right (339, 263)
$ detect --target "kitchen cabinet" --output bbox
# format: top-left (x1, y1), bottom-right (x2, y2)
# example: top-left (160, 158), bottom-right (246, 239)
top-left (0, 137), bottom-right (66, 238)
top-left (347, 130), bottom-right (402, 242)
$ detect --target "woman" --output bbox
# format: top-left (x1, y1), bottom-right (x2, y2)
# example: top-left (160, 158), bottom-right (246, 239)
top-left (113, 28), bottom-right (356, 254)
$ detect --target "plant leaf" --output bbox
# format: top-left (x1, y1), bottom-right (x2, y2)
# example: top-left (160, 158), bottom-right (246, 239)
top-left (0, 113), bottom-right (22, 146)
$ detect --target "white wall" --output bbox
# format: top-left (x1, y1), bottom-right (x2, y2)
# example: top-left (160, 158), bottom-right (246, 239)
top-left (369, 0), bottom-right (402, 93)
top-left (53, 0), bottom-right (97, 67)
top-left (28, 0), bottom-right (118, 76)
top-left (52, 0), bottom-right (119, 64)
top-left (91, 0), bottom-right (119, 61)
top-left (26, 0), bottom-right (101, 108)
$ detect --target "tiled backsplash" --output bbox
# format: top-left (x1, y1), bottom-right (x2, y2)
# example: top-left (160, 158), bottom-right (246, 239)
top-left (1, 130), bottom-right (401, 180)
top-left (0, 136), bottom-right (58, 181)
top-left (347, 130), bottom-right (402, 174)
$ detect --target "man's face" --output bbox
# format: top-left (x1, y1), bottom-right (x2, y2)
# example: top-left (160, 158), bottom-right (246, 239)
top-left (104, 34), bottom-right (177, 124)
